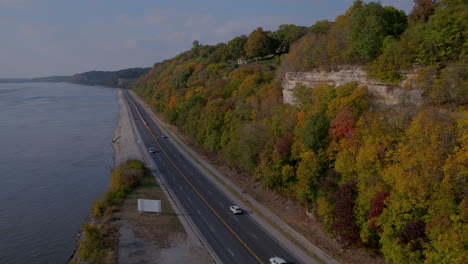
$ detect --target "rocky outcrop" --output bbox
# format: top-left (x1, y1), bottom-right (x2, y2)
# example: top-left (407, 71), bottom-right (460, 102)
top-left (282, 65), bottom-right (423, 107)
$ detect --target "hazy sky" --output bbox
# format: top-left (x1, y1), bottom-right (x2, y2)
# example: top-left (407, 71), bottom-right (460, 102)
top-left (0, 0), bottom-right (414, 78)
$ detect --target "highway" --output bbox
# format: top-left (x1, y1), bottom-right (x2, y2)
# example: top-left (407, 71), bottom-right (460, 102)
top-left (123, 89), bottom-right (305, 264)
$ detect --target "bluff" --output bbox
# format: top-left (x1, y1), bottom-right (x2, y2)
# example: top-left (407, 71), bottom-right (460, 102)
top-left (282, 65), bottom-right (423, 107)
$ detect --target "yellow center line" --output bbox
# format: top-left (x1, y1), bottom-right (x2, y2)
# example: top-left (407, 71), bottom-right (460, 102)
top-left (128, 93), bottom-right (264, 264)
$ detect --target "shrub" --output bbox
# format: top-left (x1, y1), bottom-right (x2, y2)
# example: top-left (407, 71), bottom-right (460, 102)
top-left (76, 224), bottom-right (108, 263)
top-left (91, 160), bottom-right (146, 217)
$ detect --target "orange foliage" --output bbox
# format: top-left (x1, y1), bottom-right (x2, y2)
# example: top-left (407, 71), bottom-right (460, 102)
top-left (168, 94), bottom-right (178, 108)
top-left (297, 111), bottom-right (305, 126)
top-left (330, 108), bottom-right (355, 139)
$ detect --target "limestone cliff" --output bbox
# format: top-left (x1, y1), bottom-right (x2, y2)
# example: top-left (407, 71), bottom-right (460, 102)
top-left (282, 65), bottom-right (423, 107)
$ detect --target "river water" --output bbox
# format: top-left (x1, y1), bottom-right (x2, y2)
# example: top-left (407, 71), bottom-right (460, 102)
top-left (0, 83), bottom-right (117, 264)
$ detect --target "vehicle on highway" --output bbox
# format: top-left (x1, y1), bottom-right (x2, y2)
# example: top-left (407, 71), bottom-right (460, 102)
top-left (229, 205), bottom-right (242, 214)
top-left (162, 134), bottom-right (168, 138)
top-left (149, 147), bottom-right (156, 153)
top-left (269, 256), bottom-right (287, 264)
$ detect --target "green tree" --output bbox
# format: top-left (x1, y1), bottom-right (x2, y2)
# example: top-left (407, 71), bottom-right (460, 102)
top-left (271, 24), bottom-right (308, 53)
top-left (237, 122), bottom-right (268, 173)
top-left (348, 2), bottom-right (407, 61)
top-left (418, 0), bottom-right (468, 64)
top-left (299, 111), bottom-right (329, 152)
top-left (308, 19), bottom-right (333, 35)
top-left (245, 27), bottom-right (271, 62)
top-left (191, 40), bottom-right (200, 57)
top-left (369, 23), bottom-right (426, 82)
top-left (226, 36), bottom-right (247, 60)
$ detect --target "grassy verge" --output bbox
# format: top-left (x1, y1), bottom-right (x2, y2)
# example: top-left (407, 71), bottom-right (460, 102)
top-left (71, 159), bottom-right (183, 264)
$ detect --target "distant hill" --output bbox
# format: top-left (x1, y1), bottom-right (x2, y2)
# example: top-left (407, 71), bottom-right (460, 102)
top-left (68, 67), bottom-right (151, 88)
top-left (32, 76), bottom-right (70, 82)
top-left (0, 76), bottom-right (70, 83)
top-left (0, 67), bottom-right (150, 88)
top-left (0, 78), bottom-right (34, 83)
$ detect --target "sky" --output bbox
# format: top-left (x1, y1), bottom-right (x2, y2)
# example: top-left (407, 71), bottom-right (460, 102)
top-left (0, 0), bottom-right (414, 78)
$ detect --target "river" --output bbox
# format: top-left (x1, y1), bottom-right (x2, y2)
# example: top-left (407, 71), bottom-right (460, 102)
top-left (0, 82), bottom-right (117, 264)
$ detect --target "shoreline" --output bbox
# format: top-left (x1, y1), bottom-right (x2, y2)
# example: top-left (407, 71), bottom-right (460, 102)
top-left (69, 88), bottom-right (211, 263)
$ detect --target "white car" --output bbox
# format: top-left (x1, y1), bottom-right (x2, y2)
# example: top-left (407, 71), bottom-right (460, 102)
top-left (269, 257), bottom-right (287, 264)
top-left (229, 205), bottom-right (242, 214)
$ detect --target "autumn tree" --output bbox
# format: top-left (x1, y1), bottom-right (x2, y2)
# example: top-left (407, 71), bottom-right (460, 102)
top-left (378, 108), bottom-right (455, 263)
top-left (283, 15), bottom-right (350, 71)
top-left (330, 108), bottom-right (355, 139)
top-left (409, 0), bottom-right (437, 23)
top-left (294, 149), bottom-right (327, 204)
top-left (333, 180), bottom-right (361, 246)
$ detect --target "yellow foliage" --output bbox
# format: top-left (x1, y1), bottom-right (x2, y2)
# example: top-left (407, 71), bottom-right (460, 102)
top-left (185, 90), bottom-right (193, 99)
top-left (334, 149), bottom-right (356, 183)
top-left (109, 166), bottom-right (124, 190)
top-left (424, 214), bottom-right (468, 264)
top-left (316, 196), bottom-right (335, 232)
top-left (250, 109), bottom-right (258, 121)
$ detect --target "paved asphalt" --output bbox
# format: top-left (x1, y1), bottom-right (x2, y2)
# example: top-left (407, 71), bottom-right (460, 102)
top-left (123, 90), bottom-right (303, 264)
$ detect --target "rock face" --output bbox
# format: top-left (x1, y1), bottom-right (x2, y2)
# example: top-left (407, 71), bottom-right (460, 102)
top-left (282, 65), bottom-right (423, 107)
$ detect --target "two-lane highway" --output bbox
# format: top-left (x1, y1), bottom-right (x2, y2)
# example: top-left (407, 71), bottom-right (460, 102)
top-left (123, 90), bottom-right (306, 264)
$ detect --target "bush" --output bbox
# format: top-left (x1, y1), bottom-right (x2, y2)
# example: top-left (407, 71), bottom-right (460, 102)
top-left (76, 224), bottom-right (108, 263)
top-left (91, 160), bottom-right (146, 217)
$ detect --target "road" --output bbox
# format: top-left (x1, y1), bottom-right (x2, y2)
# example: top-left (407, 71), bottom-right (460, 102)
top-left (123, 90), bottom-right (308, 264)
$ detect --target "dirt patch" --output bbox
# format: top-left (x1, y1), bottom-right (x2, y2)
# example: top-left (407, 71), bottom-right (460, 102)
top-left (116, 174), bottom-right (185, 248)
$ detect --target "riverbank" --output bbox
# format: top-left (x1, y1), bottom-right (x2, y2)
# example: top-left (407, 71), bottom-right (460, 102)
top-left (69, 89), bottom-right (212, 263)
